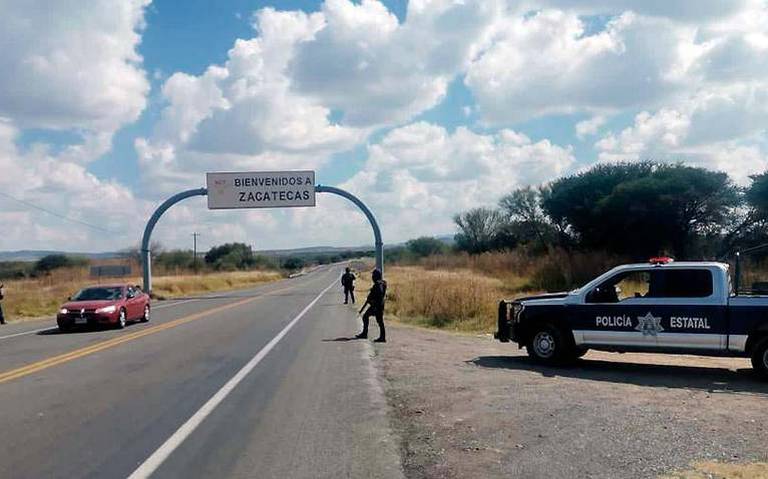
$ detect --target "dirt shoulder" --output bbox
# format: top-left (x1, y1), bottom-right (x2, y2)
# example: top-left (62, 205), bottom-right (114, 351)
top-left (373, 323), bottom-right (768, 479)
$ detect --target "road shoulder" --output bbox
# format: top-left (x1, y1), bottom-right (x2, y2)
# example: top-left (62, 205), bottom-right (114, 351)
top-left (374, 323), bottom-right (768, 478)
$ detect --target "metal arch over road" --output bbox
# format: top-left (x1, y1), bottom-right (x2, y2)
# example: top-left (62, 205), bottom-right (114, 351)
top-left (315, 184), bottom-right (384, 274)
top-left (141, 184), bottom-right (384, 293)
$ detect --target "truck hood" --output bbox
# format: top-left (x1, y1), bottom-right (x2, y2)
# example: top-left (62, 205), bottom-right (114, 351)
top-left (516, 292), bottom-right (570, 303)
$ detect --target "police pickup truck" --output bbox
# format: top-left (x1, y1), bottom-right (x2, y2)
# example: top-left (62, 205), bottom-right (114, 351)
top-left (495, 258), bottom-right (768, 377)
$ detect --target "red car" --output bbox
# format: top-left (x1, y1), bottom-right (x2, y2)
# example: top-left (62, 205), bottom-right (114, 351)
top-left (57, 284), bottom-right (150, 332)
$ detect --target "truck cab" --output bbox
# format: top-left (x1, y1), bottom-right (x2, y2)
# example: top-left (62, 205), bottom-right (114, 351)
top-left (496, 258), bottom-right (768, 378)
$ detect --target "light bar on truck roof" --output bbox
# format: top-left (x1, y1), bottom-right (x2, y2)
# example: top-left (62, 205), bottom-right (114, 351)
top-left (649, 257), bottom-right (674, 265)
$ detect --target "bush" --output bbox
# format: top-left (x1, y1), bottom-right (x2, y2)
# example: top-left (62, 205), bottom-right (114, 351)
top-left (282, 257), bottom-right (305, 270)
top-left (204, 243), bottom-right (256, 270)
top-left (406, 237), bottom-right (447, 258)
top-left (34, 254), bottom-right (88, 274)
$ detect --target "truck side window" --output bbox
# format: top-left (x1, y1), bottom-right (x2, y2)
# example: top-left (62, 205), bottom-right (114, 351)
top-left (586, 271), bottom-right (650, 303)
top-left (647, 269), bottom-right (713, 298)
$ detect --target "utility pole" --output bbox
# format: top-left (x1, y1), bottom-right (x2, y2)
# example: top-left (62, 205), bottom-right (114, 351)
top-left (192, 232), bottom-right (201, 273)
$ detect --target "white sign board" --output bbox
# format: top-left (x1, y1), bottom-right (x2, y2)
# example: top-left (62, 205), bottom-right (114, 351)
top-left (206, 171), bottom-right (316, 209)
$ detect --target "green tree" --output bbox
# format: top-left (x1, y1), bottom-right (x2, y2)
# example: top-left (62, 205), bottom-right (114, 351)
top-left (282, 256), bottom-right (305, 270)
top-left (204, 243), bottom-right (256, 270)
top-left (406, 236), bottom-right (446, 258)
top-left (453, 207), bottom-right (506, 254)
top-left (34, 254), bottom-right (88, 274)
top-left (542, 162), bottom-right (739, 258)
top-left (498, 186), bottom-right (559, 250)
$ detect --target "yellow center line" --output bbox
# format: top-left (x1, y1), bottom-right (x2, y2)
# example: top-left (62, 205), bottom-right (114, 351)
top-left (0, 284), bottom-right (300, 385)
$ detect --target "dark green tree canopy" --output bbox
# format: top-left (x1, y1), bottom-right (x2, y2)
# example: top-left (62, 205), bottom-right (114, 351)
top-left (542, 162), bottom-right (739, 258)
top-left (453, 207), bottom-right (506, 254)
top-left (406, 236), bottom-right (446, 258)
top-left (204, 243), bottom-right (256, 271)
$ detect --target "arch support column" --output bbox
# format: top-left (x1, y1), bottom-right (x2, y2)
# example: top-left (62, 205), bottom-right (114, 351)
top-left (141, 188), bottom-right (208, 292)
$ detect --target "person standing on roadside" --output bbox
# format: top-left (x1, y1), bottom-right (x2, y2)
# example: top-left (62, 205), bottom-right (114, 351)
top-left (341, 267), bottom-right (356, 304)
top-left (356, 269), bottom-right (387, 342)
top-left (0, 283), bottom-right (6, 325)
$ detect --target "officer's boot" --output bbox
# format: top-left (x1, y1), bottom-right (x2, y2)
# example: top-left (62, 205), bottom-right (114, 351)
top-left (355, 315), bottom-right (369, 339)
top-left (374, 316), bottom-right (386, 342)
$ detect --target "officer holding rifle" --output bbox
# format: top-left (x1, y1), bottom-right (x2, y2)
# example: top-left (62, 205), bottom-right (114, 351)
top-left (355, 269), bottom-right (387, 342)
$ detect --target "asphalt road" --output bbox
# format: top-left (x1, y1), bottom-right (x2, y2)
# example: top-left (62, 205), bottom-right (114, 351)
top-left (0, 266), bottom-right (403, 479)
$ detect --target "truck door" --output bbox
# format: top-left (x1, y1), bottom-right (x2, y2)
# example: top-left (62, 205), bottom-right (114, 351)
top-left (574, 269), bottom-right (661, 349)
top-left (650, 268), bottom-right (727, 351)
top-left (574, 267), bottom-right (726, 352)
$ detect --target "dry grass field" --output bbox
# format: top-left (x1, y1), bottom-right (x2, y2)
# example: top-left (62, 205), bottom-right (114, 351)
top-left (1, 268), bottom-right (283, 321)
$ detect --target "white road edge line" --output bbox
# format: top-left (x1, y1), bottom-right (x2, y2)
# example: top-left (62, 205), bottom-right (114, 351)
top-left (0, 326), bottom-right (58, 340)
top-left (127, 278), bottom-right (337, 479)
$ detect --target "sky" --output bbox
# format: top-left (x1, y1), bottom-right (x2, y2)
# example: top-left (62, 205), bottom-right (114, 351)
top-left (1, 0), bottom-right (767, 254)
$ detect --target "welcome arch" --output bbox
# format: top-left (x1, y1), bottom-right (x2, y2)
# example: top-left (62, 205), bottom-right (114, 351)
top-left (140, 181), bottom-right (383, 293)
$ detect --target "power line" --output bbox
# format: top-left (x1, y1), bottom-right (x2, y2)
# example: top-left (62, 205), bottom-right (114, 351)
top-left (0, 190), bottom-right (120, 234)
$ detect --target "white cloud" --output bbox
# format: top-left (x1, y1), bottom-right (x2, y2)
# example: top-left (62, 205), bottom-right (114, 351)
top-left (575, 115), bottom-right (607, 139)
top-left (595, 84), bottom-right (768, 184)
top-left (0, 0), bottom-right (150, 134)
top-left (0, 0), bottom-right (151, 250)
top-left (0, 118), bottom-right (147, 251)
top-left (465, 9), bottom-right (702, 124)
top-left (137, 7), bottom-right (368, 196)
top-left (289, 0), bottom-right (497, 126)
top-left (325, 122), bottom-right (575, 242)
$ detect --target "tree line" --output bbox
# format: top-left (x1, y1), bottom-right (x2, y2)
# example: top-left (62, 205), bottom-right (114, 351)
top-left (453, 162), bottom-right (768, 260)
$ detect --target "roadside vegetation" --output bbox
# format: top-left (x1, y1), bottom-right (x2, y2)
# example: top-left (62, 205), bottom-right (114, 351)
top-left (0, 243), bottom-right (368, 321)
top-left (376, 162), bottom-right (768, 333)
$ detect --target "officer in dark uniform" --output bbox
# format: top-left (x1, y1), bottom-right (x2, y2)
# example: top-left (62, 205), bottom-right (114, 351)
top-left (356, 269), bottom-right (387, 342)
top-left (341, 267), bottom-right (356, 304)
top-left (0, 283), bottom-right (6, 325)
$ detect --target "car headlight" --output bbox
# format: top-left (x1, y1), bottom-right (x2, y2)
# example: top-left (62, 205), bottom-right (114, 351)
top-left (95, 305), bottom-right (117, 314)
top-left (512, 303), bottom-right (524, 321)
top-left (59, 308), bottom-right (68, 315)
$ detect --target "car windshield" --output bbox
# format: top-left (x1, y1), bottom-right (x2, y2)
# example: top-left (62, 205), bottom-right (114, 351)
top-left (72, 287), bottom-right (123, 301)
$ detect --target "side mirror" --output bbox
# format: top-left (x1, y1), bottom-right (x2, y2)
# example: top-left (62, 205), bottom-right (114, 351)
top-left (67, 296), bottom-right (71, 301)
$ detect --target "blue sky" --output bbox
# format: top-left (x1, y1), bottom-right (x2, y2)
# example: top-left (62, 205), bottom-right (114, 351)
top-left (1, 0), bottom-right (766, 252)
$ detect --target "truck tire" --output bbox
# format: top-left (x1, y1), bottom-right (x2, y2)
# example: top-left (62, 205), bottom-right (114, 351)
top-left (526, 324), bottom-right (575, 365)
top-left (751, 337), bottom-right (768, 379)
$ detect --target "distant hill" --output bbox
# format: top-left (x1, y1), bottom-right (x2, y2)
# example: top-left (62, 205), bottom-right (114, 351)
top-left (0, 250), bottom-right (126, 262)
top-left (0, 234), bottom-right (455, 262)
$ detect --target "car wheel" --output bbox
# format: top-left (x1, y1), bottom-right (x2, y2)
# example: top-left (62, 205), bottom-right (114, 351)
top-left (116, 309), bottom-right (126, 329)
top-left (750, 337), bottom-right (768, 379)
top-left (140, 304), bottom-right (150, 323)
top-left (526, 324), bottom-right (575, 365)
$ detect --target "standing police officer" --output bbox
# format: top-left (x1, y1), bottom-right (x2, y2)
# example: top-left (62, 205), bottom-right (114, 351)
top-left (0, 283), bottom-right (6, 325)
top-left (341, 267), bottom-right (356, 304)
top-left (356, 269), bottom-right (387, 342)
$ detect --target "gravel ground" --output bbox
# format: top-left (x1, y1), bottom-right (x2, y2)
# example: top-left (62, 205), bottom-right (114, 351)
top-left (373, 324), bottom-right (768, 479)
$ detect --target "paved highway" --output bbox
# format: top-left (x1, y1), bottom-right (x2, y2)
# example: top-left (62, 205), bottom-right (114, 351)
top-left (0, 266), bottom-right (403, 479)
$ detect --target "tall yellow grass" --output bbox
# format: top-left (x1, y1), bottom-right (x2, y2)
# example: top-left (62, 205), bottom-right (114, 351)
top-left (381, 266), bottom-right (509, 332)
top-left (0, 268), bottom-right (282, 321)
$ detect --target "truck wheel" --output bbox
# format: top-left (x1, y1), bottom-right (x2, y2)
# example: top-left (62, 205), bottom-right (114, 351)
top-left (526, 324), bottom-right (575, 365)
top-left (750, 338), bottom-right (768, 379)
